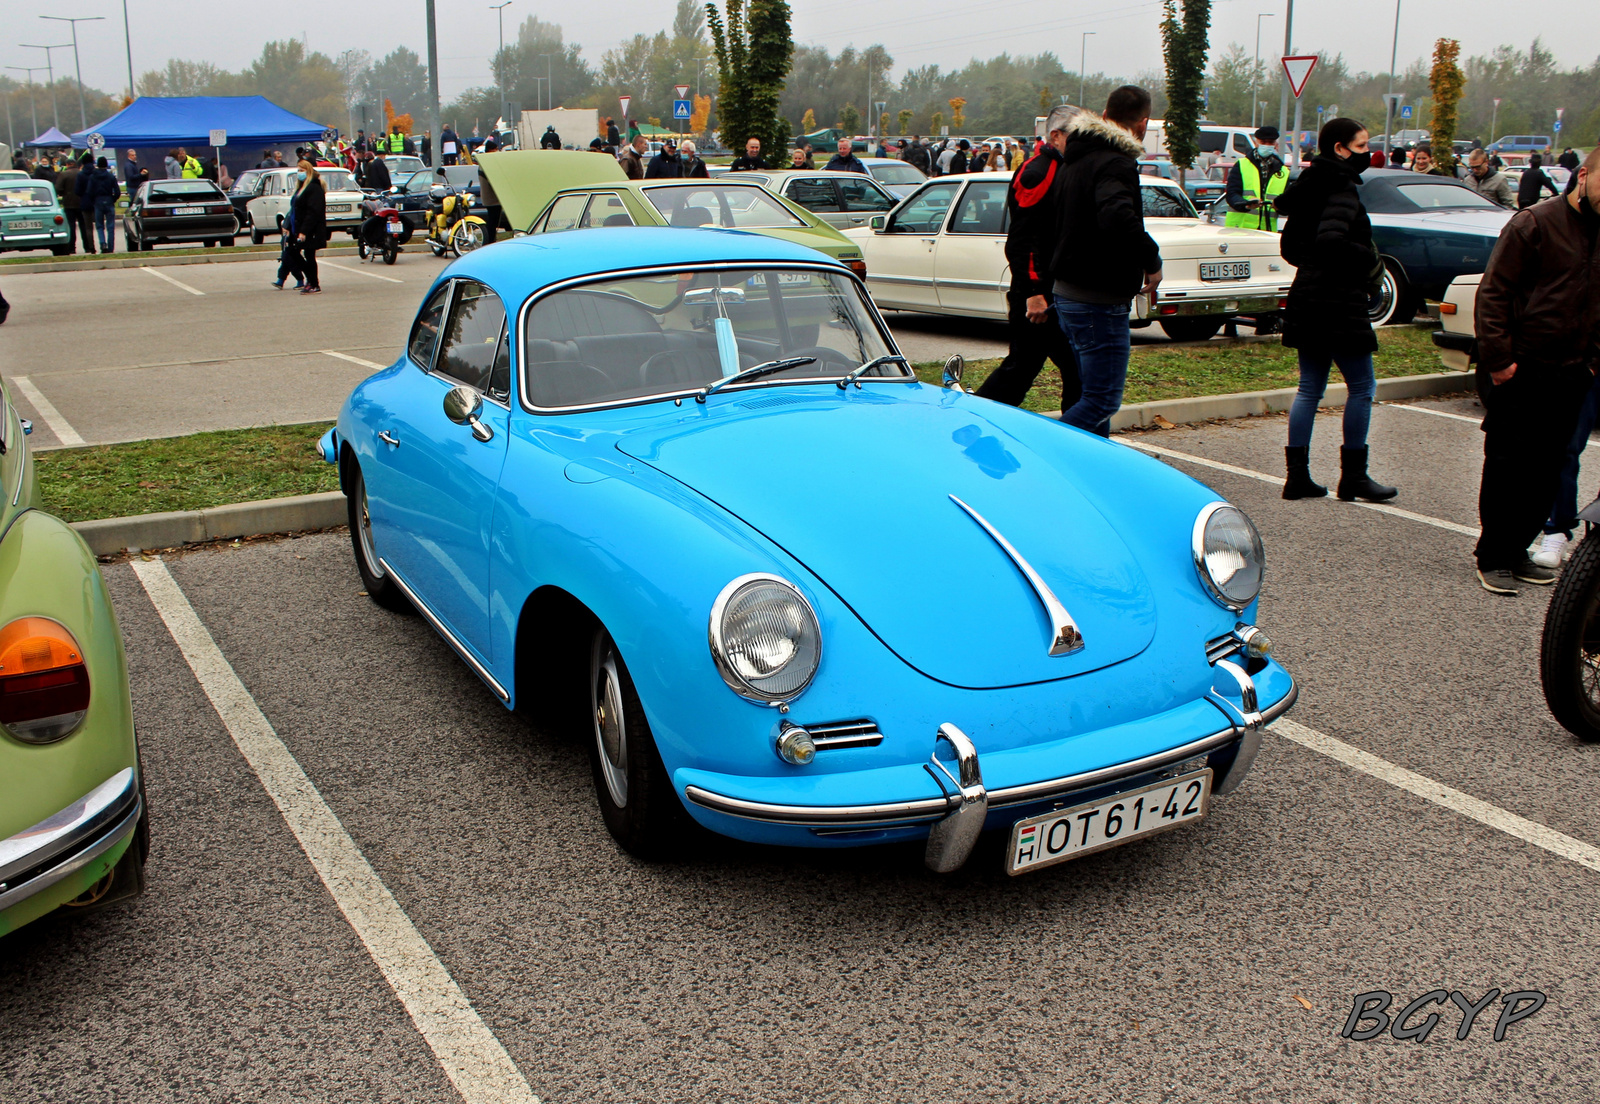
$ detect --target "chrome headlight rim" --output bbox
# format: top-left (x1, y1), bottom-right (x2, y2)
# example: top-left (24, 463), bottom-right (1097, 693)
top-left (1192, 501), bottom-right (1265, 612)
top-left (708, 573), bottom-right (822, 706)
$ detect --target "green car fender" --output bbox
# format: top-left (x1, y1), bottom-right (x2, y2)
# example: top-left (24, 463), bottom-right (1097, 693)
top-left (0, 508), bottom-right (140, 937)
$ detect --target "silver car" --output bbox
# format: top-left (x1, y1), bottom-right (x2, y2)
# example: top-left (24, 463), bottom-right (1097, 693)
top-left (720, 168), bottom-right (900, 229)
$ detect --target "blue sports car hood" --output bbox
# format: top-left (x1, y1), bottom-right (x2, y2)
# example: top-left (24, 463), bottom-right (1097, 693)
top-left (617, 389), bottom-right (1158, 688)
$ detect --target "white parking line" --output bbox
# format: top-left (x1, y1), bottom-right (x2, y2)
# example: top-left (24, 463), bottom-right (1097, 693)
top-left (130, 558), bottom-right (540, 1104)
top-left (1273, 717), bottom-right (1600, 875)
top-left (11, 376), bottom-right (85, 446)
top-left (321, 260), bottom-right (403, 284)
top-left (139, 265), bottom-right (205, 296)
top-left (1125, 439), bottom-right (1481, 538)
top-left (1385, 399), bottom-right (1600, 453)
top-left (321, 349), bottom-right (389, 371)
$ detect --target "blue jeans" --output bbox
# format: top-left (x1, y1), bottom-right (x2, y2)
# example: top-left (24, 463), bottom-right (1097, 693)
top-left (1053, 299), bottom-right (1132, 436)
top-left (1543, 371), bottom-right (1600, 535)
top-left (1287, 351), bottom-right (1375, 448)
top-left (93, 198), bottom-right (116, 251)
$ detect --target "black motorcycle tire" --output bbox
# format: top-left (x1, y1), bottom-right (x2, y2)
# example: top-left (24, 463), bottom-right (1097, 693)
top-left (383, 243), bottom-right (398, 265)
top-left (1539, 527), bottom-right (1600, 742)
top-left (358, 239), bottom-right (369, 260)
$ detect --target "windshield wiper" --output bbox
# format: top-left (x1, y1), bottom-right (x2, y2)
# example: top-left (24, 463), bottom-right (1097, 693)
top-left (837, 354), bottom-right (910, 389)
top-left (694, 357), bottom-right (818, 403)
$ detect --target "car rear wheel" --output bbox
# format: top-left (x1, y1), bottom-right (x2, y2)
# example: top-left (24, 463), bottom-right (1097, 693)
top-left (588, 627), bottom-right (692, 859)
top-left (1159, 316), bottom-right (1225, 343)
top-left (1368, 261), bottom-right (1417, 327)
top-left (251, 227), bottom-right (264, 245)
top-left (346, 462), bottom-right (413, 613)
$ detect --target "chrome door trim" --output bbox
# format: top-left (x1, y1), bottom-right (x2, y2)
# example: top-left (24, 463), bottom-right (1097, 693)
top-left (377, 557), bottom-right (509, 701)
top-left (949, 495), bottom-right (1085, 656)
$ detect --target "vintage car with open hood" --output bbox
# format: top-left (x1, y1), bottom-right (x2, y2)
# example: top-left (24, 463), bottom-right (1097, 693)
top-left (320, 226), bottom-right (1295, 874)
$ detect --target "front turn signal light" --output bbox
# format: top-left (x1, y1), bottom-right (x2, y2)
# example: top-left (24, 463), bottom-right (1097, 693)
top-left (0, 617), bottom-right (91, 744)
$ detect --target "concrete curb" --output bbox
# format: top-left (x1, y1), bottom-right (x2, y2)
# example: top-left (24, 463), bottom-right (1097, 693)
top-left (67, 370), bottom-right (1476, 554)
top-left (72, 492), bottom-right (347, 557)
top-left (5, 245), bottom-right (364, 276)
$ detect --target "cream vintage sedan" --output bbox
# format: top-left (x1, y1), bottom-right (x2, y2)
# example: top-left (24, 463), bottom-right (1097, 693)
top-left (244, 166), bottom-right (368, 244)
top-left (843, 172), bottom-right (1294, 342)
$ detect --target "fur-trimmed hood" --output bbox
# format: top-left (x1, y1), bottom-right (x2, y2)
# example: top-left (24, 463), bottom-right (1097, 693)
top-left (1066, 113), bottom-right (1146, 159)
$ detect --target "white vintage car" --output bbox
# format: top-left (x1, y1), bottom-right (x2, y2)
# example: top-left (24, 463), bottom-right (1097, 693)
top-left (843, 172), bottom-right (1295, 342)
top-left (1431, 273), bottom-right (1479, 372)
top-left (244, 167), bottom-right (367, 244)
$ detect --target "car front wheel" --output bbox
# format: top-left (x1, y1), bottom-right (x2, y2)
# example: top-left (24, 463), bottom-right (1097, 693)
top-left (1368, 261), bottom-right (1416, 327)
top-left (346, 462), bottom-right (412, 613)
top-left (588, 628), bottom-right (691, 859)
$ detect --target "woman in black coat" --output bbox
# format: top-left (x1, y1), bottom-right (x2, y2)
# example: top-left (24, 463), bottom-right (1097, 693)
top-left (1273, 117), bottom-right (1396, 502)
top-left (292, 160), bottom-right (329, 294)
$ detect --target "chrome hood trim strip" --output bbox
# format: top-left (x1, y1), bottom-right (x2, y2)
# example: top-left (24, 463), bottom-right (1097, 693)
top-left (949, 495), bottom-right (1085, 656)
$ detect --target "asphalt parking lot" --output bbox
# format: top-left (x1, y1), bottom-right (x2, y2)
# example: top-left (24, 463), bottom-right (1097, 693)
top-left (5, 394), bottom-right (1600, 1103)
top-left (0, 255), bottom-right (1237, 449)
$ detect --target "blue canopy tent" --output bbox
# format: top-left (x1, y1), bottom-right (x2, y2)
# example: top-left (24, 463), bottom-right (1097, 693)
top-left (23, 127), bottom-right (74, 148)
top-left (70, 96), bottom-right (329, 150)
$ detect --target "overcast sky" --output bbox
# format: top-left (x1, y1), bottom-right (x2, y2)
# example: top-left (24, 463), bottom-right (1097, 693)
top-left (13, 0), bottom-right (1600, 111)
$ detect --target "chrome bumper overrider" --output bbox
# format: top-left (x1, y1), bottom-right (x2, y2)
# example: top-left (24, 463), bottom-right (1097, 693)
top-left (0, 767), bottom-right (142, 913)
top-left (684, 674), bottom-right (1296, 872)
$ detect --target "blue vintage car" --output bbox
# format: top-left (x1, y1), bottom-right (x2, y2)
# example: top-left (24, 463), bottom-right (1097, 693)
top-left (320, 227), bottom-right (1295, 875)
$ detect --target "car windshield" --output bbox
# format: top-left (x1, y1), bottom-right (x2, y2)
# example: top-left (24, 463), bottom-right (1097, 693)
top-left (1393, 182), bottom-right (1498, 210)
top-left (0, 184), bottom-right (57, 207)
top-left (148, 181), bottom-right (223, 199)
top-left (230, 171), bottom-right (262, 195)
top-left (320, 169), bottom-right (357, 191)
top-left (643, 185), bottom-right (807, 229)
top-left (522, 266), bottom-right (903, 409)
top-left (1142, 184), bottom-right (1199, 218)
top-left (870, 162), bottom-right (926, 184)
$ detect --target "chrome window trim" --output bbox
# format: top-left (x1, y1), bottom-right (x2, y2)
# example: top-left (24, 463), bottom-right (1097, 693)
top-left (408, 278), bottom-right (458, 373)
top-left (1192, 500), bottom-right (1263, 612)
top-left (377, 557), bottom-right (509, 701)
top-left (707, 572), bottom-right (822, 706)
top-left (427, 278), bottom-right (512, 410)
top-left (514, 260), bottom-right (908, 415)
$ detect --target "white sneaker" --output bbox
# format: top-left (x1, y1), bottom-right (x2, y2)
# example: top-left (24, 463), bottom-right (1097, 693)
top-left (1532, 532), bottom-right (1569, 569)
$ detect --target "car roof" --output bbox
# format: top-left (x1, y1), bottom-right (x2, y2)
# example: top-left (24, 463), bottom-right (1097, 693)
top-left (437, 226), bottom-right (841, 297)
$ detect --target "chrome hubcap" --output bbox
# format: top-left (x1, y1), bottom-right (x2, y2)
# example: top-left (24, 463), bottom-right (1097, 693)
top-left (357, 481), bottom-right (384, 579)
top-left (594, 650), bottom-right (629, 807)
top-left (1369, 271), bottom-right (1396, 323)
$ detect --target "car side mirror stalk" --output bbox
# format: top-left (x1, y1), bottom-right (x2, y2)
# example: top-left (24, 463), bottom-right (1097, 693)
top-left (443, 384), bottom-right (494, 442)
top-left (942, 354), bottom-right (966, 392)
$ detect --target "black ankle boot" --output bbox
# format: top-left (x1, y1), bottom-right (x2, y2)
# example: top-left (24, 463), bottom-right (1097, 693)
top-left (1337, 446), bottom-right (1397, 502)
top-left (1282, 446), bottom-right (1327, 500)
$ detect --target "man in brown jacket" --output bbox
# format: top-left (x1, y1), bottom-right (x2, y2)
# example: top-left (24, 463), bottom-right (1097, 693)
top-left (620, 134), bottom-right (648, 181)
top-left (1472, 147), bottom-right (1600, 594)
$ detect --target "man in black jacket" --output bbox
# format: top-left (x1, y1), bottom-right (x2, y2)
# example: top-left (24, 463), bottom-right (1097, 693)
top-left (824, 138), bottom-right (867, 174)
top-left (975, 104), bottom-right (1081, 414)
top-left (645, 138), bottom-right (685, 178)
top-left (1518, 153), bottom-right (1560, 209)
top-left (730, 138), bottom-right (766, 171)
top-left (1049, 85), bottom-right (1162, 436)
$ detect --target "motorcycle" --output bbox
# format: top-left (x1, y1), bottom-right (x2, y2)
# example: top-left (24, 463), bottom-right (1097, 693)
top-left (1539, 499), bottom-right (1600, 741)
top-left (424, 180), bottom-right (485, 257)
top-left (356, 193), bottom-right (411, 265)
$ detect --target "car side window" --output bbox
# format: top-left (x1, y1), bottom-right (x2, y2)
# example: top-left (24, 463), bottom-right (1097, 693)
top-left (786, 178), bottom-right (841, 212)
top-left (838, 176), bottom-right (895, 212)
top-left (1233, 134), bottom-right (1253, 157)
top-left (947, 181), bottom-right (1009, 234)
top-left (435, 281), bottom-right (508, 393)
top-left (888, 184), bottom-right (958, 233)
top-left (408, 283), bottom-right (453, 369)
top-left (488, 325), bottom-right (511, 400)
top-left (542, 193), bottom-right (588, 233)
top-left (580, 192), bottom-right (633, 228)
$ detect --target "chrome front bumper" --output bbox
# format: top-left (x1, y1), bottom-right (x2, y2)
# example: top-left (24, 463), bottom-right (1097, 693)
top-left (0, 767), bottom-right (142, 914)
top-left (685, 671), bottom-right (1296, 872)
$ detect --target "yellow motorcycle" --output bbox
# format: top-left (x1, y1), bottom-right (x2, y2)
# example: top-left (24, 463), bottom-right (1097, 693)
top-left (424, 177), bottom-right (486, 257)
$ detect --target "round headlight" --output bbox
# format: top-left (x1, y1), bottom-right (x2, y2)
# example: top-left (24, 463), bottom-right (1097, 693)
top-left (709, 574), bottom-right (822, 704)
top-left (1192, 503), bottom-right (1265, 610)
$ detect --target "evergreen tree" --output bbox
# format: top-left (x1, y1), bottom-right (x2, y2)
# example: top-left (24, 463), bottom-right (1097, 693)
top-left (706, 0), bottom-right (793, 161)
top-left (1161, 0), bottom-right (1212, 179)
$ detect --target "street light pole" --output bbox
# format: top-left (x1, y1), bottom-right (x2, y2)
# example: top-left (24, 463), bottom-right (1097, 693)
top-left (1252, 13), bottom-right (1274, 129)
top-left (1276, 0), bottom-right (1294, 142)
top-left (1490, 97), bottom-right (1501, 144)
top-left (425, 0), bottom-right (442, 168)
top-left (539, 54), bottom-right (553, 110)
top-left (122, 0), bottom-right (135, 99)
top-left (1079, 32), bottom-right (1095, 106)
top-left (490, 1), bottom-right (512, 126)
top-left (18, 45), bottom-right (68, 131)
top-left (5, 68), bottom-right (44, 137)
top-left (42, 15), bottom-right (107, 132)
top-left (1383, 0), bottom-right (1401, 155)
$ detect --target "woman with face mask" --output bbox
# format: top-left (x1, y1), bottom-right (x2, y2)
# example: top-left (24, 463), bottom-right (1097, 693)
top-left (1273, 116), bottom-right (1397, 503)
top-left (291, 160), bottom-right (329, 294)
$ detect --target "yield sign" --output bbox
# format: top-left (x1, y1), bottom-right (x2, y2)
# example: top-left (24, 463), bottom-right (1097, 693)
top-left (1281, 55), bottom-right (1318, 99)
top-left (619, 95), bottom-right (632, 118)
top-left (675, 84), bottom-right (690, 100)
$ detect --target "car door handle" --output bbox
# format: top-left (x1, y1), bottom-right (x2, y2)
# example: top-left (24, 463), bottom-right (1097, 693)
top-left (378, 430), bottom-right (400, 447)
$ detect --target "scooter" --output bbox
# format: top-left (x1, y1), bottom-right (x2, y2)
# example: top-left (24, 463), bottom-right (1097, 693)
top-left (424, 179), bottom-right (486, 257)
top-left (356, 194), bottom-right (411, 265)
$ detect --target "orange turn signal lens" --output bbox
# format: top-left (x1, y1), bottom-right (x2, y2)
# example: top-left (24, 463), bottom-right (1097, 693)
top-left (1439, 301), bottom-right (1458, 315)
top-left (0, 617), bottom-right (91, 744)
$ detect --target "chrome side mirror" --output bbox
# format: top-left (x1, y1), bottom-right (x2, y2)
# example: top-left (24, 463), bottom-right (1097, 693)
top-left (942, 354), bottom-right (966, 392)
top-left (443, 384), bottom-right (494, 442)
top-left (869, 214), bottom-right (886, 231)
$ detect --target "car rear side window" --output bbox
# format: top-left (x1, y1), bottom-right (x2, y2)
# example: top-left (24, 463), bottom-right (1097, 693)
top-left (580, 193), bottom-right (633, 227)
top-left (947, 182), bottom-right (1009, 234)
top-left (541, 193), bottom-right (589, 233)
top-left (787, 178), bottom-right (840, 212)
top-left (435, 281), bottom-right (507, 394)
top-left (409, 284), bottom-right (453, 369)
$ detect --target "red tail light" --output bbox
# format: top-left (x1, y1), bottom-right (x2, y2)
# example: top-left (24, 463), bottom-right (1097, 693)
top-left (208, 205), bottom-right (232, 214)
top-left (54, 214), bottom-right (65, 224)
top-left (0, 618), bottom-right (91, 744)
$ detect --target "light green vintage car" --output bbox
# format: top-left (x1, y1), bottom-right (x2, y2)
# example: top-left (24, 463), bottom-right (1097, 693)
top-left (0, 376), bottom-right (146, 938)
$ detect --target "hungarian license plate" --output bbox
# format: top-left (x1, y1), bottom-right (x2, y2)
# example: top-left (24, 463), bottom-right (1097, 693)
top-left (1200, 260), bottom-right (1251, 281)
top-left (1006, 769), bottom-right (1212, 875)
top-left (10, 220), bottom-right (43, 230)
top-left (387, 220), bottom-right (403, 233)
top-left (172, 205), bottom-right (204, 215)
top-left (329, 204), bottom-right (352, 213)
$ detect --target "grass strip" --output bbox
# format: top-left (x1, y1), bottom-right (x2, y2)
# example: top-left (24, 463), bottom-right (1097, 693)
top-left (35, 422), bottom-right (338, 524)
top-left (910, 323), bottom-right (1448, 413)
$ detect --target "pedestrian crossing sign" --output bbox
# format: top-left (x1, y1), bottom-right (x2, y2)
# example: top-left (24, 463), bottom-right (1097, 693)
top-left (1400, 105), bottom-right (1413, 119)
top-left (673, 100), bottom-right (692, 120)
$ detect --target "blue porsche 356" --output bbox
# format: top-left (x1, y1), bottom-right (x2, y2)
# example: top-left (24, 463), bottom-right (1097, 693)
top-left (321, 227), bottom-right (1295, 875)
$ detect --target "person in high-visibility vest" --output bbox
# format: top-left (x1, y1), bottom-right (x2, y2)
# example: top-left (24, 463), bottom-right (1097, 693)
top-left (178, 147), bottom-right (204, 178)
top-left (1224, 126), bottom-right (1290, 232)
top-left (383, 129), bottom-right (407, 155)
